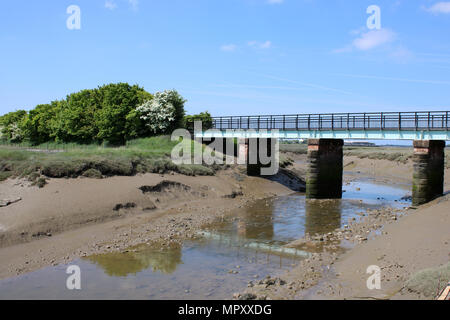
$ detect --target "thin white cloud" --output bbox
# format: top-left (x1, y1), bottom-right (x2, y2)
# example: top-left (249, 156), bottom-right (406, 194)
top-left (212, 83), bottom-right (310, 92)
top-left (426, 2), bottom-right (450, 14)
top-left (335, 28), bottom-right (397, 53)
top-left (332, 73), bottom-right (450, 86)
top-left (248, 40), bottom-right (272, 49)
top-left (267, 0), bottom-right (284, 4)
top-left (105, 1), bottom-right (117, 10)
top-left (389, 46), bottom-right (414, 61)
top-left (220, 44), bottom-right (237, 52)
top-left (352, 29), bottom-right (396, 51)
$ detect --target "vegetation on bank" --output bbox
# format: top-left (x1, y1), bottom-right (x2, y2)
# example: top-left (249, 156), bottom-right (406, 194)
top-left (279, 144), bottom-right (307, 154)
top-left (280, 144), bottom-right (449, 167)
top-left (344, 146), bottom-right (450, 167)
top-left (343, 147), bottom-right (413, 163)
top-left (0, 136), bottom-right (222, 185)
top-left (405, 262), bottom-right (450, 299)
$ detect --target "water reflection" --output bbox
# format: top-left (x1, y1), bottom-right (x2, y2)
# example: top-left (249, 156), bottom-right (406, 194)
top-left (304, 199), bottom-right (342, 236)
top-left (84, 245), bottom-right (183, 277)
top-left (207, 181), bottom-right (409, 247)
top-left (237, 200), bottom-right (274, 240)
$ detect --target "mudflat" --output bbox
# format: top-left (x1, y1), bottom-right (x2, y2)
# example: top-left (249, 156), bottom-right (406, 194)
top-left (0, 150), bottom-right (449, 300)
top-left (0, 167), bottom-right (297, 279)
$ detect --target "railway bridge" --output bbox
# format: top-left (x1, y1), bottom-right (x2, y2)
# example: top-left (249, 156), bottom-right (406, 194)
top-left (190, 111), bottom-right (449, 206)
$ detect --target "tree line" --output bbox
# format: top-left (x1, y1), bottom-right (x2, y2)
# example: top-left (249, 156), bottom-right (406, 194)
top-left (0, 83), bottom-right (212, 146)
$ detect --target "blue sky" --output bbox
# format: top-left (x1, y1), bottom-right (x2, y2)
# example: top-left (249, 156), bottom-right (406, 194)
top-left (1, 0), bottom-right (450, 117)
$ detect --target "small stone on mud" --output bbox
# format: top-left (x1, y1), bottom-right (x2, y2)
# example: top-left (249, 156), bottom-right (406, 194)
top-left (239, 293), bottom-right (257, 300)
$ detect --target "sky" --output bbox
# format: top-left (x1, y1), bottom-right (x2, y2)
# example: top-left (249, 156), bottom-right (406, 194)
top-left (1, 0), bottom-right (450, 117)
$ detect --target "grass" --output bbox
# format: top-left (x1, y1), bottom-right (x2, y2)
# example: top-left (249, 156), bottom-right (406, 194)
top-left (0, 136), bottom-right (220, 183)
top-left (279, 144), bottom-right (449, 168)
top-left (405, 262), bottom-right (450, 299)
top-left (343, 147), bottom-right (413, 163)
top-left (2, 139), bottom-right (448, 183)
top-left (344, 146), bottom-right (450, 167)
top-left (279, 144), bottom-right (307, 154)
top-left (279, 154), bottom-right (294, 168)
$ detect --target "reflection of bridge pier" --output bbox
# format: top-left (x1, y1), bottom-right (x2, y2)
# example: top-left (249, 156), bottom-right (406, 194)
top-left (304, 199), bottom-right (342, 236)
top-left (237, 201), bottom-right (274, 240)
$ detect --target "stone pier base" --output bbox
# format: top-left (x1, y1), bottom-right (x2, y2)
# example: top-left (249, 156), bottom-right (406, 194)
top-left (412, 140), bottom-right (445, 206)
top-left (306, 139), bottom-right (343, 199)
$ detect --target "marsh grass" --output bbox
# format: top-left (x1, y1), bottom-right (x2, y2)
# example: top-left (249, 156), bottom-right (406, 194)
top-left (279, 143), bottom-right (449, 168)
top-left (0, 136), bottom-right (217, 182)
top-left (405, 262), bottom-right (450, 299)
top-left (279, 144), bottom-right (307, 154)
top-left (343, 147), bottom-right (413, 163)
top-left (344, 146), bottom-right (450, 167)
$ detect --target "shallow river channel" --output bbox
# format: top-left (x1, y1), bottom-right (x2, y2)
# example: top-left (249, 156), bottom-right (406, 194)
top-left (0, 179), bottom-right (411, 299)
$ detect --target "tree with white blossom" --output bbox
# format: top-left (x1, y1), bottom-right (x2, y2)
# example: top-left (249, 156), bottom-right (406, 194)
top-left (136, 90), bottom-right (186, 134)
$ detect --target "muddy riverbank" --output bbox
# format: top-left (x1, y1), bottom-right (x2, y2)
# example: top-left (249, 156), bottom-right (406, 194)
top-left (0, 166), bottom-right (302, 280)
top-left (0, 151), bottom-right (448, 299)
top-left (234, 153), bottom-right (450, 300)
top-left (0, 177), bottom-right (412, 299)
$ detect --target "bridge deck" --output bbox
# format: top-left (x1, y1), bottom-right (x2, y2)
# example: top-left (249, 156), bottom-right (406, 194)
top-left (190, 111), bottom-right (450, 140)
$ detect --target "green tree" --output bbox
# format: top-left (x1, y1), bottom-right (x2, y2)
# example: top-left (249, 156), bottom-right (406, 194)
top-left (0, 83), bottom-right (179, 145)
top-left (184, 111), bottom-right (213, 130)
top-left (135, 89), bottom-right (186, 135)
top-left (21, 102), bottom-right (61, 145)
top-left (96, 83), bottom-right (152, 145)
top-left (56, 89), bottom-right (102, 143)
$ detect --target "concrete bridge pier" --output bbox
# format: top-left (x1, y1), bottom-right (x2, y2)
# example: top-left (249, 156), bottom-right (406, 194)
top-left (412, 140), bottom-right (445, 206)
top-left (306, 139), bottom-right (344, 199)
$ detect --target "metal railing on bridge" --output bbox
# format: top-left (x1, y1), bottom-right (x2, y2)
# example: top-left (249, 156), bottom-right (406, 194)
top-left (190, 111), bottom-right (450, 132)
